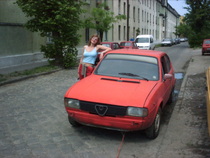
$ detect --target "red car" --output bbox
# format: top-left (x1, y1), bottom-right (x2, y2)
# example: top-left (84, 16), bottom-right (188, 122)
top-left (202, 39), bottom-right (210, 55)
top-left (101, 42), bottom-right (120, 50)
top-left (119, 41), bottom-right (138, 49)
top-left (64, 49), bottom-right (176, 139)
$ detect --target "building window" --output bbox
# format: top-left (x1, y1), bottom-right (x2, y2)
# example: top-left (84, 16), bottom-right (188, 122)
top-left (104, 31), bottom-right (108, 41)
top-left (138, 8), bottom-right (140, 23)
top-left (150, 14), bottom-right (151, 24)
top-left (133, 27), bottom-right (135, 39)
top-left (123, 2), bottom-right (126, 15)
top-left (142, 10), bottom-right (144, 22)
top-left (118, 0), bottom-right (121, 14)
top-left (85, 28), bottom-right (89, 43)
top-left (133, 7), bottom-right (135, 22)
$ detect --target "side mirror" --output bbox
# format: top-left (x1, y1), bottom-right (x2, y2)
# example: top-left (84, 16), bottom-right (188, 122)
top-left (164, 74), bottom-right (173, 80)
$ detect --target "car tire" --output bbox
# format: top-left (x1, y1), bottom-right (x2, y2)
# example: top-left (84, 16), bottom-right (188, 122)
top-left (68, 116), bottom-right (81, 127)
top-left (167, 88), bottom-right (174, 104)
top-left (145, 108), bottom-right (161, 139)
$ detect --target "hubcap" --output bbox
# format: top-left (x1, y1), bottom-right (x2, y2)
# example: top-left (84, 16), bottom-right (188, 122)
top-left (154, 113), bottom-right (160, 133)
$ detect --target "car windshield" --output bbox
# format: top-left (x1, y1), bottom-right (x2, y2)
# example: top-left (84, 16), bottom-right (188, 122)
top-left (135, 38), bottom-right (149, 43)
top-left (204, 40), bottom-right (210, 44)
top-left (102, 44), bottom-right (111, 48)
top-left (95, 54), bottom-right (159, 81)
top-left (163, 39), bottom-right (171, 41)
top-left (120, 42), bottom-right (131, 46)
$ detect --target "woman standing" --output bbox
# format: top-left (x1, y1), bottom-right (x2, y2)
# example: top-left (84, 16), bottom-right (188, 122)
top-left (78, 34), bottom-right (111, 80)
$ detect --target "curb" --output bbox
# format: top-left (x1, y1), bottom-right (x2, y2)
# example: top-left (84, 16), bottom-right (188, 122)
top-left (0, 68), bottom-right (62, 86)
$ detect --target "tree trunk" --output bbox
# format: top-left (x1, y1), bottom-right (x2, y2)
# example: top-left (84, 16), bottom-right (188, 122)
top-left (99, 31), bottom-right (103, 42)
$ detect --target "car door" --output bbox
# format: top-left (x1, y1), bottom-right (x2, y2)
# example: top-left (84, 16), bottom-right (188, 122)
top-left (161, 54), bottom-right (174, 105)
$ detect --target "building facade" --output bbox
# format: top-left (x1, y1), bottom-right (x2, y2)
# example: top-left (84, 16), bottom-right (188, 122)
top-left (77, 0), bottom-right (180, 48)
top-left (0, 0), bottom-right (180, 74)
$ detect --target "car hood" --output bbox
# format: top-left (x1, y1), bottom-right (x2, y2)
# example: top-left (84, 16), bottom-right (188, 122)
top-left (65, 75), bottom-right (158, 107)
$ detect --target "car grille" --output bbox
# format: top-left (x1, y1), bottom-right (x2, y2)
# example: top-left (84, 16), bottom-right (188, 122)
top-left (80, 101), bottom-right (127, 117)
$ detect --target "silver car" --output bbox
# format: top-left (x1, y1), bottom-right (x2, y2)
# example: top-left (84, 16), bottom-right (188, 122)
top-left (161, 38), bottom-right (173, 46)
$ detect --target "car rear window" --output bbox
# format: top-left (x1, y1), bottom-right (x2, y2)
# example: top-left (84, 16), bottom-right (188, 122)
top-left (204, 40), bottom-right (210, 44)
top-left (102, 44), bottom-right (111, 47)
top-left (120, 42), bottom-right (131, 46)
top-left (95, 54), bottom-right (159, 81)
top-left (135, 38), bottom-right (149, 43)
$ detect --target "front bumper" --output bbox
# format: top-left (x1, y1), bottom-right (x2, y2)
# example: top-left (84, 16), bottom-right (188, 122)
top-left (66, 108), bottom-right (147, 131)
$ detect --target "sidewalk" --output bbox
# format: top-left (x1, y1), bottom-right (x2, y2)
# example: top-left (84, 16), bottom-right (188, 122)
top-left (158, 54), bottom-right (210, 158)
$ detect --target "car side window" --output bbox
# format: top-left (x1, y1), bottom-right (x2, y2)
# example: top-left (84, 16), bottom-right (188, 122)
top-left (161, 55), bottom-right (171, 74)
top-left (164, 55), bottom-right (171, 73)
top-left (114, 43), bottom-right (119, 49)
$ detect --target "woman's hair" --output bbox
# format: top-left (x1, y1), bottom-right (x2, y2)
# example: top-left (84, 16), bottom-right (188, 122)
top-left (88, 34), bottom-right (101, 46)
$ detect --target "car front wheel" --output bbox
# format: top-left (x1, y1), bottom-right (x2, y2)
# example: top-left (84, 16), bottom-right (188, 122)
top-left (68, 116), bottom-right (81, 127)
top-left (167, 88), bottom-right (174, 104)
top-left (145, 108), bottom-right (161, 139)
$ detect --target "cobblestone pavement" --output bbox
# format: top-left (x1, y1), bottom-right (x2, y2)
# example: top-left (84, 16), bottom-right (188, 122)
top-left (0, 56), bottom-right (210, 158)
top-left (157, 73), bottom-right (210, 158)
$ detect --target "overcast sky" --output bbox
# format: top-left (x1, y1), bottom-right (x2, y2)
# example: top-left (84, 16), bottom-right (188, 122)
top-left (168, 0), bottom-right (188, 16)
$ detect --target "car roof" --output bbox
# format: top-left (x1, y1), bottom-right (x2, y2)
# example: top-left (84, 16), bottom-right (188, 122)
top-left (120, 41), bottom-right (133, 43)
top-left (101, 42), bottom-right (118, 44)
top-left (106, 49), bottom-right (166, 58)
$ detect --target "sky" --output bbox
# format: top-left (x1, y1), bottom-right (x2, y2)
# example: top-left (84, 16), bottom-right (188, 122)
top-left (168, 0), bottom-right (188, 16)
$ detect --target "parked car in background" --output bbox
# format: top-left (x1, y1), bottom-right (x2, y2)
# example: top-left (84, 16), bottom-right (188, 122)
top-left (135, 34), bottom-right (156, 50)
top-left (172, 39), bottom-right (176, 45)
top-left (64, 49), bottom-right (176, 139)
top-left (202, 39), bottom-right (210, 55)
top-left (175, 38), bottom-right (180, 44)
top-left (119, 41), bottom-right (138, 49)
top-left (101, 42), bottom-right (120, 50)
top-left (96, 42), bottom-right (120, 65)
top-left (161, 38), bottom-right (173, 46)
top-left (180, 38), bottom-right (187, 42)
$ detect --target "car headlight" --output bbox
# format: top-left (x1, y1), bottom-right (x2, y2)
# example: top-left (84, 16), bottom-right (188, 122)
top-left (127, 107), bottom-right (148, 117)
top-left (64, 98), bottom-right (80, 109)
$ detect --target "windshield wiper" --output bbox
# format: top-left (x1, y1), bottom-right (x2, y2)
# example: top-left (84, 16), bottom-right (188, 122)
top-left (118, 72), bottom-right (149, 81)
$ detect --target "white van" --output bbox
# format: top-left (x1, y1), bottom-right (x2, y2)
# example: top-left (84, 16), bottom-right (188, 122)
top-left (135, 35), bottom-right (155, 50)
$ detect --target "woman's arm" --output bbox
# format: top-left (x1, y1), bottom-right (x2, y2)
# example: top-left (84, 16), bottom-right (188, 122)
top-left (96, 45), bottom-right (112, 60)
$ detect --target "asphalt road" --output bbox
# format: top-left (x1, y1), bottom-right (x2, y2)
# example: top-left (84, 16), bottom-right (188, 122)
top-left (0, 42), bottom-right (209, 158)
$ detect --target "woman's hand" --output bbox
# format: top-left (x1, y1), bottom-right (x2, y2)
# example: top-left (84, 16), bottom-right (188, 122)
top-left (97, 45), bottom-right (112, 60)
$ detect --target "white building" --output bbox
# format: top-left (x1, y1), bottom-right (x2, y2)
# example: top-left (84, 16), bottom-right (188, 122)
top-left (78, 0), bottom-right (180, 47)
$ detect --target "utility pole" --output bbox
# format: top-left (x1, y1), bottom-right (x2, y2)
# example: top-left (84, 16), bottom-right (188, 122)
top-left (127, 0), bottom-right (129, 41)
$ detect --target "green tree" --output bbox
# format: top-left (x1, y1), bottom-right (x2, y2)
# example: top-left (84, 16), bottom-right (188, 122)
top-left (184, 0), bottom-right (210, 47)
top-left (174, 23), bottom-right (190, 38)
top-left (136, 28), bottom-right (140, 37)
top-left (16, 0), bottom-right (85, 68)
top-left (85, 3), bottom-right (126, 41)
